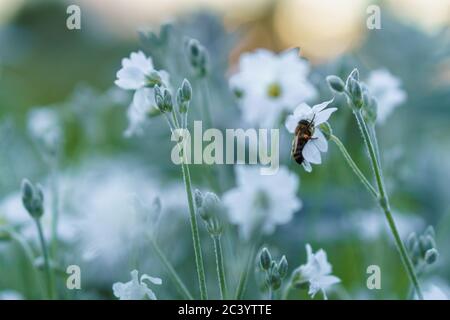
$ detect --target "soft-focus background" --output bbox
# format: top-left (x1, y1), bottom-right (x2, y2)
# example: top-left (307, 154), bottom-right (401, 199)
top-left (1, 0), bottom-right (450, 299)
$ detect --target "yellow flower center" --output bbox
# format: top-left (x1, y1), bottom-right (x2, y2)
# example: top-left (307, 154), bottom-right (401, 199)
top-left (267, 83), bottom-right (282, 99)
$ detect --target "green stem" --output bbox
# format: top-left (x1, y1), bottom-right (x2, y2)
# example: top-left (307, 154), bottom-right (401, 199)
top-left (34, 219), bottom-right (56, 299)
top-left (235, 244), bottom-right (256, 300)
top-left (281, 282), bottom-right (292, 300)
top-left (330, 135), bottom-right (378, 198)
top-left (213, 235), bottom-right (227, 299)
top-left (150, 238), bottom-right (194, 300)
top-left (171, 110), bottom-right (208, 300)
top-left (50, 157), bottom-right (59, 260)
top-left (1, 226), bottom-right (45, 297)
top-left (353, 109), bottom-right (423, 300)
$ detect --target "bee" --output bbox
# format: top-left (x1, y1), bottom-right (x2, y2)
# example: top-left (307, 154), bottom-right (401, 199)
top-left (291, 115), bottom-right (316, 165)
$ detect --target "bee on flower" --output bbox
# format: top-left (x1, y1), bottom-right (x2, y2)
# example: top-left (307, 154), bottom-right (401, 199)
top-left (285, 100), bottom-right (337, 172)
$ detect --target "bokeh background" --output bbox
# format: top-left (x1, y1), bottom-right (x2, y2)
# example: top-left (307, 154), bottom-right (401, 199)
top-left (0, 0), bottom-right (450, 299)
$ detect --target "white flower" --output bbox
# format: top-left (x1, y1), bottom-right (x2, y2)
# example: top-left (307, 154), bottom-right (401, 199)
top-left (419, 285), bottom-right (448, 300)
top-left (27, 107), bottom-right (61, 149)
top-left (115, 51), bottom-right (170, 137)
top-left (365, 69), bottom-right (406, 124)
top-left (285, 100), bottom-right (337, 172)
top-left (112, 270), bottom-right (162, 300)
top-left (0, 290), bottom-right (23, 300)
top-left (230, 49), bottom-right (317, 128)
top-left (294, 244), bottom-right (340, 299)
top-left (223, 166), bottom-right (301, 239)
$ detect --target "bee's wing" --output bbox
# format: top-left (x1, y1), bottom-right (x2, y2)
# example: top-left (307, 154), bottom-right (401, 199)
top-left (291, 133), bottom-right (299, 157)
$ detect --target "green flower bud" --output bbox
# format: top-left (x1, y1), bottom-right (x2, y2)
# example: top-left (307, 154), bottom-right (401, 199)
top-left (206, 217), bottom-right (223, 237)
top-left (406, 232), bottom-right (418, 252)
top-left (424, 226), bottom-right (435, 239)
top-left (198, 192), bottom-right (220, 222)
top-left (146, 71), bottom-right (162, 87)
top-left (185, 38), bottom-right (209, 77)
top-left (21, 179), bottom-right (45, 219)
top-left (163, 90), bottom-right (173, 112)
top-left (319, 122), bottom-right (333, 140)
top-left (349, 68), bottom-right (360, 81)
top-left (259, 248), bottom-right (272, 271)
top-left (278, 255), bottom-right (288, 279)
top-left (326, 75), bottom-right (345, 93)
top-left (425, 248), bottom-right (439, 265)
top-left (194, 189), bottom-right (203, 209)
top-left (181, 79), bottom-right (192, 102)
top-left (267, 261), bottom-right (281, 290)
top-left (419, 235), bottom-right (436, 255)
top-left (348, 78), bottom-right (363, 108)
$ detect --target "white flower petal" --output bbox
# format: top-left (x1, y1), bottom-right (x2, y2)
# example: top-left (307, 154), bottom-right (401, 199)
top-left (302, 141), bottom-right (322, 164)
top-left (115, 67), bottom-right (146, 90)
top-left (312, 129), bottom-right (328, 152)
top-left (293, 103), bottom-right (312, 118)
top-left (141, 274), bottom-right (162, 285)
top-left (312, 99), bottom-right (333, 113)
top-left (302, 161), bottom-right (312, 173)
top-left (285, 115), bottom-right (299, 133)
top-left (314, 108), bottom-right (337, 126)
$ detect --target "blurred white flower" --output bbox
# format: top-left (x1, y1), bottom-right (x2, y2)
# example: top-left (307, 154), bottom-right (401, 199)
top-left (113, 269), bottom-right (162, 300)
top-left (365, 69), bottom-right (406, 124)
top-left (223, 166), bottom-right (301, 239)
top-left (27, 107), bottom-right (62, 149)
top-left (66, 160), bottom-right (185, 271)
top-left (230, 49), bottom-right (317, 128)
top-left (0, 191), bottom-right (76, 244)
top-left (285, 100), bottom-right (337, 172)
top-left (0, 290), bottom-right (23, 300)
top-left (420, 285), bottom-right (448, 300)
top-left (349, 210), bottom-right (424, 242)
top-left (294, 244), bottom-right (340, 299)
top-left (115, 51), bottom-right (170, 137)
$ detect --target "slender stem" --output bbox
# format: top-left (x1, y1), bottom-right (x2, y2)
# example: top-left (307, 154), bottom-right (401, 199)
top-left (330, 135), bottom-right (378, 198)
top-left (353, 109), bottom-right (423, 300)
top-left (34, 219), bottom-right (56, 299)
top-left (1, 226), bottom-right (46, 297)
top-left (213, 235), bottom-right (227, 299)
top-left (50, 156), bottom-right (59, 259)
top-left (235, 244), bottom-right (256, 300)
top-left (281, 282), bottom-right (292, 300)
top-left (268, 288), bottom-right (274, 300)
top-left (149, 238), bottom-right (194, 300)
top-left (171, 110), bottom-right (208, 300)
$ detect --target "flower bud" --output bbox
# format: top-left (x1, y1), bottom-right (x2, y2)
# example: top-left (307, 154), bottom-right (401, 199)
top-left (194, 189), bottom-right (203, 209)
top-left (419, 235), bottom-right (436, 255)
top-left (406, 232), bottom-right (418, 252)
top-left (198, 192), bottom-right (220, 221)
top-left (326, 75), bottom-right (345, 93)
top-left (424, 226), bottom-right (435, 239)
top-left (267, 261), bottom-right (281, 290)
top-left (206, 217), bottom-right (223, 237)
top-left (349, 68), bottom-right (360, 81)
top-left (348, 78), bottom-right (363, 108)
top-left (319, 122), bottom-right (333, 140)
top-left (259, 248), bottom-right (272, 271)
top-left (425, 248), bottom-right (439, 265)
top-left (185, 38), bottom-right (209, 77)
top-left (21, 179), bottom-right (45, 219)
top-left (278, 255), bottom-right (288, 279)
top-left (146, 71), bottom-right (162, 87)
top-left (181, 79), bottom-right (192, 102)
